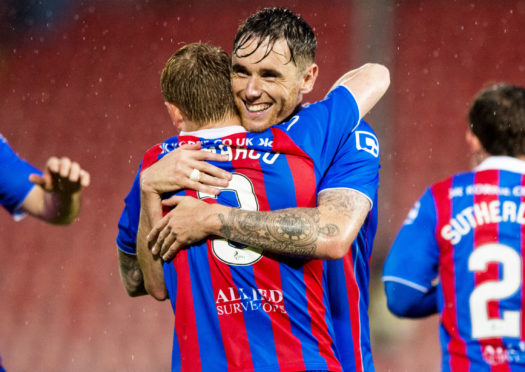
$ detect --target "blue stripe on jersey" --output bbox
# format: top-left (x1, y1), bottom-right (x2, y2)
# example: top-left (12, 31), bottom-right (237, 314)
top-left (257, 148), bottom-right (297, 211)
top-left (320, 261), bottom-right (339, 363)
top-left (498, 171), bottom-right (522, 362)
top-left (163, 264), bottom-right (181, 371)
top-left (280, 265), bottom-right (328, 371)
top-left (325, 259), bottom-right (357, 371)
top-left (229, 266), bottom-right (280, 370)
top-left (188, 245), bottom-right (228, 372)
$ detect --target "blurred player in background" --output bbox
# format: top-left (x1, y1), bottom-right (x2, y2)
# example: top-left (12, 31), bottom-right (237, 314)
top-left (0, 134), bottom-right (90, 223)
top-left (383, 83), bottom-right (525, 370)
top-left (117, 8), bottom-right (389, 371)
top-left (0, 134), bottom-right (90, 371)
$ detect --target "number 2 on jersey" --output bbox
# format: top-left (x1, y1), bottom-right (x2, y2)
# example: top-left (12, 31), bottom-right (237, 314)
top-left (468, 243), bottom-right (521, 339)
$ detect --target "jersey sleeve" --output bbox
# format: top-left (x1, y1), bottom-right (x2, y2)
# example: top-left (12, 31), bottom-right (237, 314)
top-left (116, 167), bottom-right (141, 255)
top-left (382, 188), bottom-right (440, 293)
top-left (116, 143), bottom-right (166, 255)
top-left (0, 135), bottom-right (42, 219)
top-left (278, 85), bottom-right (361, 174)
top-left (318, 120), bottom-right (380, 206)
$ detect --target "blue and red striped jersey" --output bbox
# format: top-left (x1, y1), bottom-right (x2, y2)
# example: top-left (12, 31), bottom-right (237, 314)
top-left (0, 134), bottom-right (41, 219)
top-left (383, 156), bottom-right (525, 371)
top-left (117, 86), bottom-right (380, 371)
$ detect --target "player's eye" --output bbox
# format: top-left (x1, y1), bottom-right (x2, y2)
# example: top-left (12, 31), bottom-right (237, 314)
top-left (232, 65), bottom-right (249, 77)
top-left (261, 71), bottom-right (278, 79)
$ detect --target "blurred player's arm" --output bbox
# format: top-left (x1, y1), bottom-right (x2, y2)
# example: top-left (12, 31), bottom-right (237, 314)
top-left (384, 281), bottom-right (437, 318)
top-left (148, 187), bottom-right (370, 261)
top-left (21, 156), bottom-right (90, 224)
top-left (382, 190), bottom-right (440, 318)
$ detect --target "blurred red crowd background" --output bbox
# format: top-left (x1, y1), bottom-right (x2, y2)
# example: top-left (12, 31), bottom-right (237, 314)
top-left (1, 0), bottom-right (525, 370)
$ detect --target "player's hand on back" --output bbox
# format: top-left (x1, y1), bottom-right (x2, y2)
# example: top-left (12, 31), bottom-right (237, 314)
top-left (148, 195), bottom-right (216, 261)
top-left (140, 142), bottom-right (232, 196)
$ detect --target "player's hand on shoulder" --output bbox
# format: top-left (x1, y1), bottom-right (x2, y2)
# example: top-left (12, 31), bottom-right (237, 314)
top-left (141, 142), bottom-right (232, 196)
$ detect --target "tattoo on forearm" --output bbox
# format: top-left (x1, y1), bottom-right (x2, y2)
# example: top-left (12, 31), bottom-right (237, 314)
top-left (218, 208), bottom-right (339, 258)
top-left (119, 252), bottom-right (147, 296)
top-left (317, 190), bottom-right (367, 219)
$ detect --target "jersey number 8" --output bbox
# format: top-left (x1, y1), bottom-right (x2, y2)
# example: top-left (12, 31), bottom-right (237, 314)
top-left (198, 173), bottom-right (264, 266)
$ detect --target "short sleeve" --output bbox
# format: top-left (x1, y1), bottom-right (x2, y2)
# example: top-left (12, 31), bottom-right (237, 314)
top-left (318, 120), bottom-right (380, 206)
top-left (276, 86), bottom-right (361, 178)
top-left (116, 168), bottom-right (141, 255)
top-left (382, 189), bottom-right (440, 292)
top-left (0, 135), bottom-right (42, 219)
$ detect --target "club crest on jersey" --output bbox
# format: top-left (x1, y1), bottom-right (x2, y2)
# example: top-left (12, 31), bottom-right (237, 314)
top-left (356, 131), bottom-right (379, 158)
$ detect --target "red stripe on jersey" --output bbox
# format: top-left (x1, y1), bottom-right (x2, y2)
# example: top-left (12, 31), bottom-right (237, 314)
top-left (473, 170), bottom-right (510, 372)
top-left (303, 260), bottom-right (341, 371)
top-left (433, 179), bottom-right (470, 371)
top-left (252, 259), bottom-right (306, 371)
top-left (272, 128), bottom-right (316, 207)
top-left (230, 145), bottom-right (271, 212)
top-left (207, 239), bottom-right (255, 370)
top-left (522, 174), bottom-right (525, 343)
top-left (174, 251), bottom-right (202, 371)
top-left (342, 254), bottom-right (364, 372)
top-left (141, 144), bottom-right (163, 171)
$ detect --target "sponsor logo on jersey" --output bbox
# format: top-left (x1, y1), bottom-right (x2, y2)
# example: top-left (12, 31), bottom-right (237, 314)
top-left (215, 286), bottom-right (287, 316)
top-left (482, 342), bottom-right (525, 365)
top-left (356, 131), bottom-right (379, 158)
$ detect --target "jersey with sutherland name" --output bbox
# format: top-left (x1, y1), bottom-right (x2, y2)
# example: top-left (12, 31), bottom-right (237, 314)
top-left (383, 156), bottom-right (525, 371)
top-left (117, 86), bottom-right (380, 372)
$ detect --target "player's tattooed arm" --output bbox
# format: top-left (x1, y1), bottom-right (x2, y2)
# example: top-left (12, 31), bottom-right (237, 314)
top-left (136, 191), bottom-right (168, 300)
top-left (118, 250), bottom-right (147, 297)
top-left (217, 207), bottom-right (335, 258)
top-left (151, 188), bottom-right (371, 261)
top-left (217, 188), bottom-right (370, 259)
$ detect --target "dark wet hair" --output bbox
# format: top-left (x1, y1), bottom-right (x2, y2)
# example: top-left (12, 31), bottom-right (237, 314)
top-left (469, 83), bottom-right (525, 156)
top-left (233, 7), bottom-right (317, 70)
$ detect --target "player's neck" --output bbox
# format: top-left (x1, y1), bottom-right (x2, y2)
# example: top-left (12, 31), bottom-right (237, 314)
top-left (181, 115), bottom-right (242, 132)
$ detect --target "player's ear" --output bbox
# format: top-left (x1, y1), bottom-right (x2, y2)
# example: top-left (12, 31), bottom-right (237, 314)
top-left (299, 63), bottom-right (318, 95)
top-left (465, 128), bottom-right (483, 153)
top-left (165, 102), bottom-right (184, 130)
top-left (466, 128), bottom-right (488, 167)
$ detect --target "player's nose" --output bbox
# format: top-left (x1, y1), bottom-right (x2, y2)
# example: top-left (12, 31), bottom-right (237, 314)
top-left (245, 76), bottom-right (262, 100)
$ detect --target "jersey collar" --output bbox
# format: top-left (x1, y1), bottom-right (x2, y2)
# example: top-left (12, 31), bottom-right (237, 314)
top-left (475, 156), bottom-right (525, 174)
top-left (180, 125), bottom-right (246, 139)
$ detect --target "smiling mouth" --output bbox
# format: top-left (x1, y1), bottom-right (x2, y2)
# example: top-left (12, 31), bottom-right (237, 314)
top-left (245, 102), bottom-right (270, 113)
